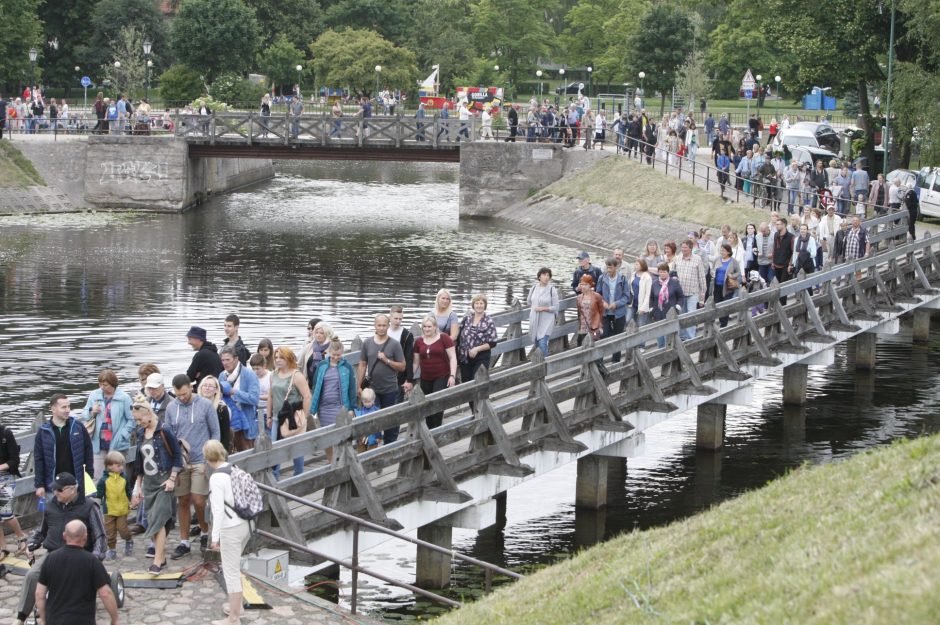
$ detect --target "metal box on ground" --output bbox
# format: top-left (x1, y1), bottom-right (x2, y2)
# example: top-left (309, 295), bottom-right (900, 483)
top-left (243, 549), bottom-right (289, 582)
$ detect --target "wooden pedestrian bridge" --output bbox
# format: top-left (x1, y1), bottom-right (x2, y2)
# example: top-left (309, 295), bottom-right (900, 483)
top-left (8, 211), bottom-right (940, 610)
top-left (174, 111), bottom-right (501, 162)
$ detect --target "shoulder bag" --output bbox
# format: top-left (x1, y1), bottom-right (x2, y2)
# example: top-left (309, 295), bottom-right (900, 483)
top-left (278, 373), bottom-right (308, 438)
top-left (360, 341), bottom-right (387, 390)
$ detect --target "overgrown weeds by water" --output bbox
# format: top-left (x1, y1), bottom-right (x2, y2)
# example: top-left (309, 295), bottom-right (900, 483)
top-left (433, 434), bottom-right (940, 625)
top-left (0, 141), bottom-right (45, 187)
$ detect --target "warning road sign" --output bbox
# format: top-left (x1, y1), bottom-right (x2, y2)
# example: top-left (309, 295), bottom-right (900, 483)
top-left (741, 69), bottom-right (756, 91)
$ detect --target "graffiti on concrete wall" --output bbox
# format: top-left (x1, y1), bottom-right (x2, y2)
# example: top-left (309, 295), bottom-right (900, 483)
top-left (98, 161), bottom-right (170, 185)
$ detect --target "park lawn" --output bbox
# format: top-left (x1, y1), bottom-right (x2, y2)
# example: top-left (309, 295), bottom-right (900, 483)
top-left (434, 432), bottom-right (940, 625)
top-left (0, 141), bottom-right (45, 187)
top-left (539, 155), bottom-right (767, 228)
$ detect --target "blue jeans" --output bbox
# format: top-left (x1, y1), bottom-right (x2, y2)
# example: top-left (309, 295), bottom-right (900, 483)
top-left (788, 189), bottom-right (800, 214)
top-left (679, 294), bottom-right (699, 340)
top-left (271, 421), bottom-right (305, 479)
top-left (375, 389), bottom-right (400, 444)
top-left (535, 335), bottom-right (550, 357)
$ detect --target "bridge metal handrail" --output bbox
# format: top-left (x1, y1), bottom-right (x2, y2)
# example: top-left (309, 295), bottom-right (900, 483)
top-left (253, 481), bottom-right (521, 613)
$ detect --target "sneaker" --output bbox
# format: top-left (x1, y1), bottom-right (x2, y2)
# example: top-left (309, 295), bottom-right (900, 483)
top-left (106, 549), bottom-right (117, 561)
top-left (170, 543), bottom-right (190, 560)
top-left (200, 534), bottom-right (208, 552)
top-left (189, 524), bottom-right (201, 538)
top-left (148, 563), bottom-right (165, 574)
top-left (146, 544), bottom-right (155, 557)
top-left (124, 540), bottom-right (134, 556)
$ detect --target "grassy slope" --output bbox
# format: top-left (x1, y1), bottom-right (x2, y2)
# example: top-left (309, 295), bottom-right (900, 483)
top-left (540, 155), bottom-right (768, 229)
top-left (434, 434), bottom-right (940, 625)
top-left (0, 141), bottom-right (45, 187)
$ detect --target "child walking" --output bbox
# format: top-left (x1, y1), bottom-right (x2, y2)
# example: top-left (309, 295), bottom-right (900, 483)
top-left (355, 388), bottom-right (382, 452)
top-left (96, 450), bottom-right (134, 560)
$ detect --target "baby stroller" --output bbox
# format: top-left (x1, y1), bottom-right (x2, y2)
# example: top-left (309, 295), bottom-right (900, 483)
top-left (817, 187), bottom-right (835, 212)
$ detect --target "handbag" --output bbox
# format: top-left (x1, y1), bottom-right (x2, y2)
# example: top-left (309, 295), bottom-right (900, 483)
top-left (726, 274), bottom-right (740, 290)
top-left (277, 374), bottom-right (307, 438)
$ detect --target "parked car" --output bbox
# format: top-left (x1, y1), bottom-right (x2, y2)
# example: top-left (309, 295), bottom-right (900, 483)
top-left (915, 167), bottom-right (940, 218)
top-left (886, 168), bottom-right (919, 193)
top-left (772, 123), bottom-right (841, 154)
top-left (784, 145), bottom-right (839, 170)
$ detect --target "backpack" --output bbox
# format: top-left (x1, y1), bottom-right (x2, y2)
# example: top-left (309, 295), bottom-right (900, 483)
top-left (216, 464), bottom-right (263, 521)
top-left (1, 426), bottom-right (21, 477)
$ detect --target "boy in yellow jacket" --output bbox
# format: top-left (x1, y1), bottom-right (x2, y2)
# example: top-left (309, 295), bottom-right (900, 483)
top-left (95, 451), bottom-right (133, 560)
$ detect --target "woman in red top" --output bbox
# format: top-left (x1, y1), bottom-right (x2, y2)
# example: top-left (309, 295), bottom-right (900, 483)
top-left (768, 118), bottom-right (779, 145)
top-left (576, 275), bottom-right (606, 346)
top-left (413, 314), bottom-right (457, 429)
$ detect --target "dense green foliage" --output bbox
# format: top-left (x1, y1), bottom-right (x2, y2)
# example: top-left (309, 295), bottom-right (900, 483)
top-left (4, 0), bottom-right (939, 166)
top-left (209, 73), bottom-right (268, 105)
top-left (157, 64), bottom-right (204, 103)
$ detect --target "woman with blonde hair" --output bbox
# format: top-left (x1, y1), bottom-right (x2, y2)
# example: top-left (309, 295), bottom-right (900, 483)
top-left (431, 289), bottom-right (460, 340)
top-left (267, 346), bottom-right (311, 477)
top-left (414, 314), bottom-right (457, 429)
top-left (310, 337), bottom-right (357, 463)
top-left (198, 375), bottom-right (233, 453)
top-left (204, 440), bottom-right (249, 625)
top-left (301, 320), bottom-right (331, 387)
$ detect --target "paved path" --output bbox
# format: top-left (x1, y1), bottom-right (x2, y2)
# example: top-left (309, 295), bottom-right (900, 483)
top-left (0, 544), bottom-right (380, 625)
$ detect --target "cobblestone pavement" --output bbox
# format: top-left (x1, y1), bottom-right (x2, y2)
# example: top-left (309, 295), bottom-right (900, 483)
top-left (0, 545), bottom-right (380, 625)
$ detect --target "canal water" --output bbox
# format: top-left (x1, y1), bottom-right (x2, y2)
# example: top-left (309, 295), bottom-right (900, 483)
top-left (1, 161), bottom-right (938, 620)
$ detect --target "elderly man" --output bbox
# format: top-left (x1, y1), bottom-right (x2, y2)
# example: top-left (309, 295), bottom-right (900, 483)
top-left (674, 240), bottom-right (707, 340)
top-left (37, 519), bottom-right (120, 625)
top-left (14, 473), bottom-right (107, 625)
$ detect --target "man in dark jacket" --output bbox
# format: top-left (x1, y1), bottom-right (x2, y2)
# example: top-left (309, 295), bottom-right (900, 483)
top-left (185, 326), bottom-right (223, 389)
top-left (15, 472), bottom-right (107, 625)
top-left (34, 394), bottom-right (94, 500)
top-left (222, 313), bottom-right (251, 365)
top-left (771, 218), bottom-right (795, 304)
top-left (505, 104), bottom-right (518, 142)
top-left (571, 251), bottom-right (603, 294)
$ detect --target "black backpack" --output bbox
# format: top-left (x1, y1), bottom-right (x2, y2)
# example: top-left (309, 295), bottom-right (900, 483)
top-left (1, 427), bottom-right (21, 477)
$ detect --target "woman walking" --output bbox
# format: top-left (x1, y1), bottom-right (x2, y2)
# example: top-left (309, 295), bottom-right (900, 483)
top-left (301, 320), bottom-right (331, 387)
top-left (267, 346), bottom-right (311, 476)
top-left (198, 375), bottom-right (232, 453)
top-left (575, 275), bottom-right (605, 347)
top-left (630, 259), bottom-right (652, 328)
top-left (456, 294), bottom-right (498, 383)
top-left (527, 268), bottom-right (559, 357)
top-left (431, 289), bottom-right (460, 341)
top-left (309, 337), bottom-right (356, 463)
top-left (205, 440), bottom-right (250, 625)
top-left (81, 369), bottom-right (135, 478)
top-left (130, 400), bottom-right (183, 574)
top-left (414, 315), bottom-right (457, 429)
top-left (650, 263), bottom-right (684, 347)
top-left (712, 243), bottom-right (742, 327)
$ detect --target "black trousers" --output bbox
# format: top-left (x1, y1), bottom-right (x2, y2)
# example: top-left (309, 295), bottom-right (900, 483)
top-left (601, 315), bottom-right (627, 362)
top-left (420, 377), bottom-right (448, 429)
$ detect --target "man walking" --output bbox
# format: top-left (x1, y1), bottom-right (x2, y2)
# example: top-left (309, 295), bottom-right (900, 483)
top-left (674, 241), bottom-right (707, 340)
top-left (14, 473), bottom-right (107, 625)
top-left (771, 217), bottom-right (795, 303)
top-left (36, 520), bottom-right (121, 625)
top-left (387, 305), bottom-right (415, 409)
top-left (358, 314), bottom-right (406, 442)
top-left (222, 314), bottom-right (251, 365)
top-left (571, 251), bottom-right (603, 294)
top-left (185, 325), bottom-right (223, 389)
top-left (844, 215), bottom-right (869, 262)
top-left (34, 394), bottom-right (94, 500)
top-left (219, 345), bottom-right (260, 451)
top-left (505, 104), bottom-right (518, 142)
top-left (166, 374), bottom-right (219, 558)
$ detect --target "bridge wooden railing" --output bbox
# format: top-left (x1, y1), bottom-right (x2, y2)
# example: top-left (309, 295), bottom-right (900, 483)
top-left (173, 112), bottom-right (502, 147)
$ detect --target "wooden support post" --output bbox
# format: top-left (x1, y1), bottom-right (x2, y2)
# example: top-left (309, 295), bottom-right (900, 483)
top-left (499, 298), bottom-right (528, 367)
top-left (575, 455), bottom-right (608, 509)
top-left (696, 403), bottom-right (726, 450)
top-left (855, 332), bottom-right (877, 371)
top-left (913, 309), bottom-right (931, 343)
top-left (416, 523), bottom-right (453, 588)
top-left (782, 363), bottom-right (808, 406)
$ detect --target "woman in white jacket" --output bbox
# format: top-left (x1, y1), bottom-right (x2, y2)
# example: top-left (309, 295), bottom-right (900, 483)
top-left (205, 440), bottom-right (250, 625)
top-left (629, 259), bottom-right (653, 327)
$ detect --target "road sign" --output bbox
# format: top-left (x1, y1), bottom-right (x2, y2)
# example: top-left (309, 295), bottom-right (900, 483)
top-left (744, 89), bottom-right (753, 100)
top-left (741, 69), bottom-right (756, 91)
top-left (81, 76), bottom-right (92, 88)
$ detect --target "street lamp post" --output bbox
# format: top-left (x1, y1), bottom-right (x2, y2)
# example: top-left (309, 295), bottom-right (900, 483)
top-left (638, 71), bottom-right (645, 110)
top-left (774, 75), bottom-right (781, 120)
top-left (374, 64), bottom-right (381, 97)
top-left (536, 70), bottom-right (542, 100)
top-left (28, 47), bottom-right (37, 96)
top-left (295, 64), bottom-right (303, 98)
top-left (756, 74), bottom-right (763, 119)
top-left (587, 65), bottom-right (593, 102)
top-left (558, 68), bottom-right (565, 105)
top-left (883, 0), bottom-right (896, 178)
top-left (143, 39), bottom-right (152, 101)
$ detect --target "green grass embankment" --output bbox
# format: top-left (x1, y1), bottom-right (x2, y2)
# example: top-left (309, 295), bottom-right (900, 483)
top-left (0, 141), bottom-right (45, 187)
top-left (434, 433), bottom-right (940, 625)
top-left (539, 155), bottom-right (767, 229)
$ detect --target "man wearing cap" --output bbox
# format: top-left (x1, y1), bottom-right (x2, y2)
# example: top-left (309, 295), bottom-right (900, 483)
top-left (185, 325), bottom-right (224, 389)
top-left (165, 373), bottom-right (219, 558)
top-left (144, 373), bottom-right (174, 423)
top-left (36, 519), bottom-right (121, 625)
top-left (571, 252), bottom-right (602, 295)
top-left (34, 394), bottom-right (94, 501)
top-left (14, 472), bottom-right (107, 625)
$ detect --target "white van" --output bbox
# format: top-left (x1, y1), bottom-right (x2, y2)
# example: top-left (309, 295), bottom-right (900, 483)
top-left (917, 167), bottom-right (940, 218)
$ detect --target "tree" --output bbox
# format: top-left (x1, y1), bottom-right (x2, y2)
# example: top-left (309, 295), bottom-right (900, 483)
top-left (103, 27), bottom-right (147, 98)
top-left (171, 0), bottom-right (261, 82)
top-left (0, 0), bottom-right (43, 90)
top-left (590, 0), bottom-right (651, 94)
top-left (889, 62), bottom-right (940, 167)
top-left (675, 49), bottom-right (712, 111)
top-left (244, 0), bottom-right (324, 49)
top-left (90, 0), bottom-right (168, 78)
top-left (309, 29), bottom-right (417, 96)
top-left (408, 0), bottom-right (476, 95)
top-left (158, 64), bottom-right (205, 103)
top-left (320, 0), bottom-right (415, 46)
top-left (257, 34), bottom-right (305, 93)
top-left (37, 0), bottom-right (99, 90)
top-left (470, 0), bottom-right (557, 94)
top-left (557, 0), bottom-right (618, 69)
top-left (628, 4), bottom-right (695, 116)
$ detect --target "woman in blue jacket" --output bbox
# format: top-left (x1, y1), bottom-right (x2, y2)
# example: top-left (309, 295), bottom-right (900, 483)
top-left (310, 337), bottom-right (357, 464)
top-left (81, 369), bottom-right (135, 478)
